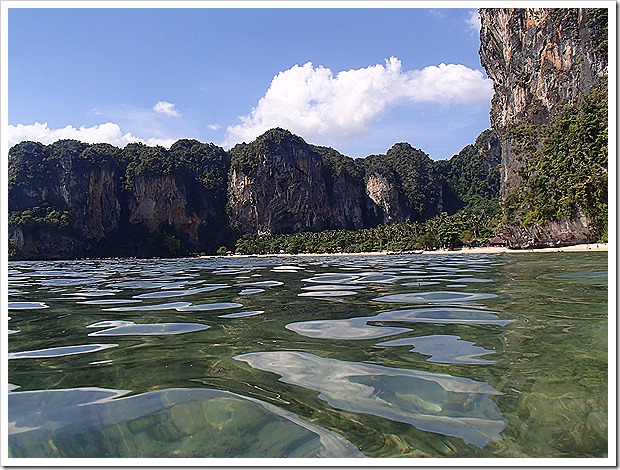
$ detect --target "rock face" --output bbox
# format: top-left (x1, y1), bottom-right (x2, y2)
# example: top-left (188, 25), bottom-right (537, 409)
top-left (480, 8), bottom-right (606, 132)
top-left (127, 175), bottom-right (202, 245)
top-left (227, 129), bottom-right (380, 235)
top-left (363, 142), bottom-right (443, 225)
top-left (479, 8), bottom-right (608, 246)
top-left (82, 166), bottom-right (122, 240)
top-left (8, 127), bottom-right (501, 259)
top-left (500, 211), bottom-right (596, 248)
top-left (8, 140), bottom-right (232, 259)
top-left (227, 130), bottom-right (330, 234)
top-left (323, 160), bottom-right (379, 230)
top-left (8, 140), bottom-right (123, 259)
top-left (365, 174), bottom-right (408, 224)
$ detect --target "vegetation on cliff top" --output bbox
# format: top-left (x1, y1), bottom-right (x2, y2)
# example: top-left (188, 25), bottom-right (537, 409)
top-left (229, 127), bottom-right (309, 175)
top-left (122, 139), bottom-right (230, 191)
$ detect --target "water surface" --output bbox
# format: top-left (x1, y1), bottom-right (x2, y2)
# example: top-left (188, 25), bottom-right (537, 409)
top-left (7, 252), bottom-right (608, 458)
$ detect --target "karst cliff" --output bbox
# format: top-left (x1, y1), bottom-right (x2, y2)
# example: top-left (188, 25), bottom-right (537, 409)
top-left (479, 7), bottom-right (608, 247)
top-left (8, 128), bottom-right (500, 259)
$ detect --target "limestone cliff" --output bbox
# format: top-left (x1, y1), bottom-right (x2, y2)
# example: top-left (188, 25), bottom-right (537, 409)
top-left (363, 142), bottom-right (443, 224)
top-left (479, 8), bottom-right (608, 246)
top-left (365, 174), bottom-right (408, 224)
top-left (8, 139), bottom-right (231, 259)
top-left (127, 175), bottom-right (202, 245)
top-left (227, 128), bottom-right (379, 235)
top-left (8, 128), bottom-right (500, 259)
top-left (312, 145), bottom-right (383, 230)
top-left (8, 141), bottom-right (122, 258)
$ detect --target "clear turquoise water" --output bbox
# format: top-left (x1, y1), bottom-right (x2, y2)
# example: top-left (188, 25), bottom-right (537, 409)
top-left (7, 252), bottom-right (608, 458)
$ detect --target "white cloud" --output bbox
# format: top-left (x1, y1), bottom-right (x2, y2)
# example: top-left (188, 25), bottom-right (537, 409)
top-left (427, 9), bottom-right (446, 19)
top-left (208, 123), bottom-right (221, 131)
top-left (153, 101), bottom-right (181, 117)
top-left (7, 122), bottom-right (176, 149)
top-left (465, 10), bottom-right (481, 34)
top-left (223, 57), bottom-right (492, 148)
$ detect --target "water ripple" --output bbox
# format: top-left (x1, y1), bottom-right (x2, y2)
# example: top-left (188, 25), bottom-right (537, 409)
top-left (373, 291), bottom-right (497, 304)
top-left (88, 322), bottom-right (210, 336)
top-left (235, 351), bottom-right (507, 448)
top-left (377, 335), bottom-right (496, 364)
top-left (8, 387), bottom-right (362, 458)
top-left (287, 307), bottom-right (513, 340)
top-left (9, 344), bottom-right (118, 360)
top-left (8, 302), bottom-right (49, 310)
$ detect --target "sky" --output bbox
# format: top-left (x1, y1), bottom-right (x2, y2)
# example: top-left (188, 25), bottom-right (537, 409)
top-left (5, 3), bottom-right (493, 160)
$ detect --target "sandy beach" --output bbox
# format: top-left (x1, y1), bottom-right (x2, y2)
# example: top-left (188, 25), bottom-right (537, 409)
top-left (418, 243), bottom-right (609, 255)
top-left (214, 243), bottom-right (609, 259)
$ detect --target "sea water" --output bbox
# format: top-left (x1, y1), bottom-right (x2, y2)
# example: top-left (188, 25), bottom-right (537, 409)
top-left (6, 252), bottom-right (608, 458)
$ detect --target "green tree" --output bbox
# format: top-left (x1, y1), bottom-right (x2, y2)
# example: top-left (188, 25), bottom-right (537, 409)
top-left (504, 77), bottom-right (608, 239)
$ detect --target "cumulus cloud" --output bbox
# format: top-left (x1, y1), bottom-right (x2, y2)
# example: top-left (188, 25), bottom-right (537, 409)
top-left (208, 123), bottom-right (221, 130)
top-left (465, 10), bottom-right (481, 34)
top-left (153, 101), bottom-right (181, 117)
top-left (223, 57), bottom-right (492, 148)
top-left (7, 122), bottom-right (176, 149)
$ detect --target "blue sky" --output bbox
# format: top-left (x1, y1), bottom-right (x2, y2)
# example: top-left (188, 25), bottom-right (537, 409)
top-left (6, 4), bottom-right (492, 160)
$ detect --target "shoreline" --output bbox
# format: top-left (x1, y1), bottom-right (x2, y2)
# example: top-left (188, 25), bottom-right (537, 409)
top-left (418, 242), bottom-right (608, 255)
top-left (9, 242), bottom-right (608, 262)
top-left (215, 243), bottom-right (609, 259)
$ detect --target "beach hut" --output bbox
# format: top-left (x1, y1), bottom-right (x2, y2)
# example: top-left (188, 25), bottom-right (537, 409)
top-left (489, 236), bottom-right (507, 247)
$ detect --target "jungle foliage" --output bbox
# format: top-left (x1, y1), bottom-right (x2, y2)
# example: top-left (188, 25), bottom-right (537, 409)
top-left (122, 139), bottom-right (230, 191)
top-left (228, 127), bottom-right (307, 175)
top-left (234, 209), bottom-right (500, 255)
top-left (504, 77), bottom-right (608, 239)
top-left (435, 129), bottom-right (502, 215)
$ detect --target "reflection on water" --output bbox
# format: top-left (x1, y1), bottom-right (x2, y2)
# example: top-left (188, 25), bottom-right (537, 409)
top-left (7, 252), bottom-right (608, 459)
top-left (235, 351), bottom-right (507, 448)
top-left (298, 290), bottom-right (358, 298)
top-left (175, 302), bottom-right (243, 312)
top-left (8, 301), bottom-right (49, 310)
top-left (219, 310), bottom-right (265, 319)
top-left (287, 317), bottom-right (412, 339)
top-left (132, 284), bottom-right (229, 299)
top-left (9, 344), bottom-right (118, 360)
top-left (376, 335), bottom-right (496, 365)
top-left (87, 322), bottom-right (210, 336)
top-left (77, 299), bottom-right (143, 305)
top-left (239, 288), bottom-right (265, 295)
top-left (8, 387), bottom-right (363, 458)
top-left (103, 301), bottom-right (192, 311)
top-left (377, 307), bottom-right (513, 326)
top-left (287, 307), bottom-right (512, 340)
top-left (373, 291), bottom-right (498, 304)
top-left (86, 320), bottom-right (135, 328)
top-left (236, 280), bottom-right (284, 287)
top-left (301, 284), bottom-right (364, 291)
